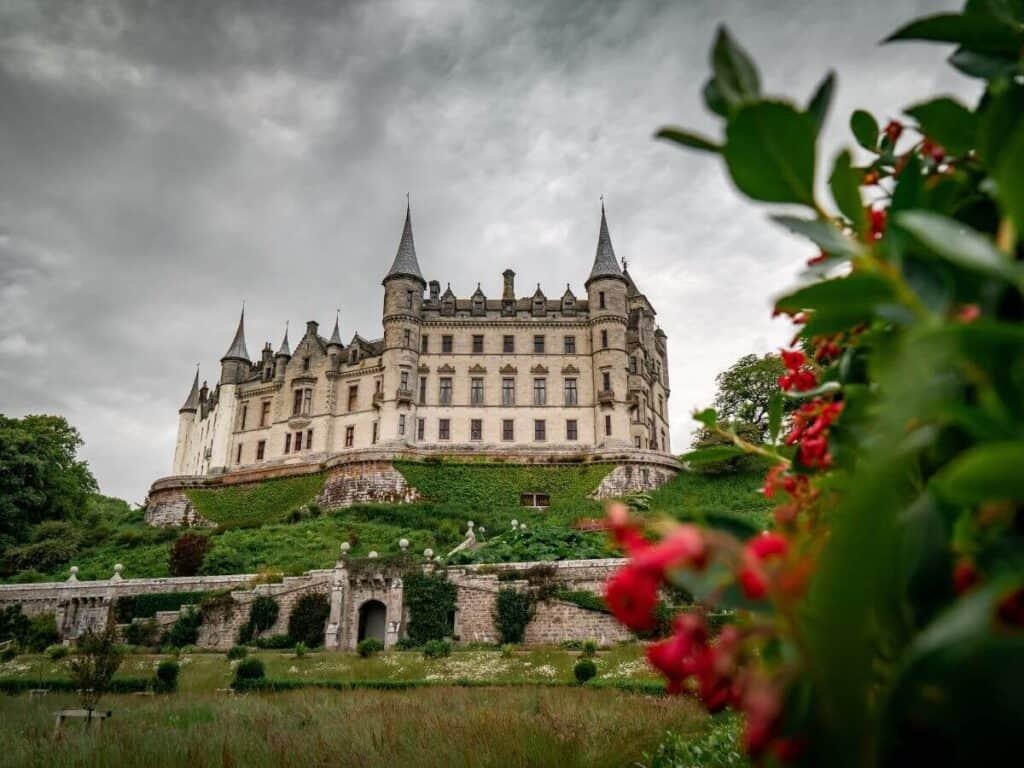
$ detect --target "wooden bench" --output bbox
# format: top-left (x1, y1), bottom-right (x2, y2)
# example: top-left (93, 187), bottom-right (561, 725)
top-left (54, 709), bottom-right (112, 736)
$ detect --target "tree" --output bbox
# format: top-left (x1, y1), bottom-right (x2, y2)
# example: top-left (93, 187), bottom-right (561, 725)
top-left (68, 621), bottom-right (125, 712)
top-left (0, 415), bottom-right (96, 548)
top-left (709, 353), bottom-right (791, 442)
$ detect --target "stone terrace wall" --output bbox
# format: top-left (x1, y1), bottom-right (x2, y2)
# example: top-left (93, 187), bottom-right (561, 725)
top-left (591, 461), bottom-right (678, 498)
top-left (317, 461), bottom-right (420, 509)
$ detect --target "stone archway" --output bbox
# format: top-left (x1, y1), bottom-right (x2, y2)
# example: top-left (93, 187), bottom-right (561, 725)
top-left (357, 599), bottom-right (387, 643)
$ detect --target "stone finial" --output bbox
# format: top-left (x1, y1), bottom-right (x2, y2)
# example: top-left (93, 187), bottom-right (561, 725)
top-left (478, 526), bottom-right (486, 535)
top-left (340, 542), bottom-right (351, 558)
top-left (511, 519), bottom-right (518, 529)
top-left (520, 524), bottom-right (527, 532)
top-left (424, 548), bottom-right (434, 559)
top-left (111, 564), bottom-right (124, 581)
top-left (368, 551), bottom-right (378, 559)
top-left (466, 521), bottom-right (474, 530)
top-left (67, 566), bottom-right (79, 582)
top-left (399, 538), bottom-right (409, 552)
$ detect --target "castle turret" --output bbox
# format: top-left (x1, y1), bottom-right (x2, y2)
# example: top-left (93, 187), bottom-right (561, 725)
top-left (172, 368), bottom-right (200, 474)
top-left (501, 269), bottom-right (516, 315)
top-left (380, 202), bottom-right (425, 445)
top-left (220, 307), bottom-right (251, 385)
top-left (274, 324), bottom-right (291, 382)
top-left (586, 204), bottom-right (631, 448)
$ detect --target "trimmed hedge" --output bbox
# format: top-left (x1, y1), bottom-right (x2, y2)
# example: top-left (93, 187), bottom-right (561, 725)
top-left (0, 678), bottom-right (152, 695)
top-left (555, 589), bottom-right (610, 614)
top-left (232, 678), bottom-right (668, 694)
top-left (115, 592), bottom-right (210, 623)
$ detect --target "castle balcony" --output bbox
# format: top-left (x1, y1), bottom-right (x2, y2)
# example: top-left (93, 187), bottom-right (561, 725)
top-left (372, 390), bottom-right (384, 408)
top-left (395, 388), bottom-right (414, 405)
top-left (598, 389), bottom-right (615, 405)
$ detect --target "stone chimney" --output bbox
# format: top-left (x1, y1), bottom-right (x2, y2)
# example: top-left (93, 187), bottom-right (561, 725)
top-left (502, 269), bottom-right (516, 300)
top-left (429, 280), bottom-right (441, 302)
top-left (305, 320), bottom-right (319, 338)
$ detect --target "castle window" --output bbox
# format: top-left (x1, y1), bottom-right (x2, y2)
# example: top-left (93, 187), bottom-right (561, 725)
top-left (630, 357), bottom-right (638, 375)
top-left (599, 291), bottom-right (606, 309)
top-left (239, 404), bottom-right (248, 430)
top-left (399, 415), bottom-right (406, 436)
top-left (439, 377), bottom-right (452, 405)
top-left (256, 440), bottom-right (266, 460)
top-left (372, 422), bottom-right (378, 444)
top-left (533, 378), bottom-right (547, 406)
top-left (472, 335), bottom-right (484, 354)
top-left (661, 429), bottom-right (667, 452)
top-left (564, 378), bottom-right (578, 406)
top-left (404, 329), bottom-right (411, 348)
top-left (306, 429), bottom-right (313, 449)
top-left (406, 290), bottom-right (414, 308)
top-left (292, 389), bottom-right (303, 416)
top-left (345, 426), bottom-right (354, 447)
top-left (417, 418), bottom-right (425, 441)
top-left (294, 431), bottom-right (303, 451)
top-left (473, 298), bottom-right (484, 314)
top-left (303, 356), bottom-right (311, 371)
top-left (566, 419), bottom-right (578, 441)
top-left (260, 401), bottom-right (271, 426)
top-left (659, 395), bottom-right (664, 418)
top-left (520, 493), bottom-right (550, 508)
top-left (502, 377), bottom-right (515, 406)
top-left (564, 336), bottom-right (576, 354)
top-left (533, 335), bottom-right (545, 354)
top-left (635, 436), bottom-right (642, 448)
top-left (534, 419), bottom-right (546, 442)
top-left (503, 335), bottom-right (514, 353)
top-left (471, 377), bottom-right (484, 405)
top-left (285, 433), bottom-right (292, 453)
top-left (605, 414), bottom-right (612, 436)
top-left (602, 371), bottom-right (611, 392)
top-left (439, 419), bottom-right (450, 441)
top-left (302, 389), bottom-right (313, 415)
top-left (418, 377), bottom-right (427, 405)
top-left (347, 385), bottom-right (358, 411)
top-left (470, 419), bottom-right (482, 441)
top-left (349, 349), bottom-right (358, 364)
top-left (502, 419), bottom-right (514, 441)
top-left (401, 370), bottom-right (410, 390)
top-left (601, 329), bottom-right (609, 349)
top-left (421, 335), bottom-right (429, 353)
top-left (236, 444), bottom-right (243, 464)
top-left (442, 335), bottom-right (453, 354)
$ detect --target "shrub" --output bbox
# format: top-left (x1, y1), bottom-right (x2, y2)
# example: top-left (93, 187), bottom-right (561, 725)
top-left (422, 639), bottom-right (452, 659)
top-left (25, 613), bottom-right (59, 651)
top-left (581, 640), bottom-right (598, 658)
top-left (234, 657), bottom-right (265, 681)
top-left (253, 634), bottom-right (294, 649)
top-left (46, 643), bottom-right (68, 660)
top-left (226, 645), bottom-right (248, 660)
top-left (357, 638), bottom-right (383, 658)
top-left (394, 637), bottom-right (419, 650)
top-left (249, 595), bottom-right (279, 633)
top-left (500, 643), bottom-right (516, 658)
top-left (154, 659), bottom-right (180, 693)
top-left (69, 623), bottom-right (125, 711)
top-left (403, 573), bottom-right (456, 644)
top-left (168, 533), bottom-right (210, 577)
top-left (198, 545), bottom-right (246, 575)
top-left (287, 593), bottom-right (330, 648)
top-left (573, 658), bottom-right (597, 684)
top-left (164, 608), bottom-right (202, 648)
top-left (0, 646), bottom-right (16, 662)
top-left (643, 716), bottom-right (748, 768)
top-left (114, 592), bottom-right (210, 623)
top-left (294, 641), bottom-right (308, 658)
top-left (123, 619), bottom-right (159, 648)
top-left (493, 588), bottom-right (534, 644)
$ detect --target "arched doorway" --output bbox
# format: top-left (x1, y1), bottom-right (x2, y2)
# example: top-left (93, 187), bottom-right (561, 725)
top-left (357, 600), bottom-right (387, 644)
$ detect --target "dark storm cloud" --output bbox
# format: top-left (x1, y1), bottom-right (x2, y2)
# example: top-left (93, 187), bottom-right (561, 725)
top-left (0, 0), bottom-right (975, 502)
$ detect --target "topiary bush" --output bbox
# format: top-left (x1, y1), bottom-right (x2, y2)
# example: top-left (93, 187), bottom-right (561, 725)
top-left (154, 659), bottom-right (180, 693)
top-left (357, 638), bottom-right (383, 658)
top-left (581, 640), bottom-right (598, 658)
top-left (164, 608), bottom-right (201, 648)
top-left (226, 645), bottom-right (248, 660)
top-left (403, 573), bottom-right (456, 645)
top-left (573, 658), bottom-right (597, 684)
top-left (493, 588), bottom-right (535, 644)
top-left (422, 639), bottom-right (451, 659)
top-left (293, 641), bottom-right (308, 658)
top-left (234, 657), bottom-right (265, 681)
top-left (287, 593), bottom-right (330, 648)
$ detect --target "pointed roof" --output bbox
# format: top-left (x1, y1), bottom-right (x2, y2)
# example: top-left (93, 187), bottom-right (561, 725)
top-left (179, 368), bottom-right (200, 412)
top-left (384, 202), bottom-right (425, 284)
top-left (586, 203), bottom-right (626, 287)
top-left (622, 265), bottom-right (640, 297)
top-left (562, 283), bottom-right (576, 299)
top-left (275, 325), bottom-right (291, 358)
top-left (328, 312), bottom-right (343, 347)
top-left (472, 283), bottom-right (485, 299)
top-left (441, 282), bottom-right (455, 300)
top-left (532, 283), bottom-right (545, 298)
top-left (222, 307), bottom-right (250, 361)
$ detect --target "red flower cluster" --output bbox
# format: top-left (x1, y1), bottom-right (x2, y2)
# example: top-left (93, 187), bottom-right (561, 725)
top-left (812, 334), bottom-right (842, 363)
top-left (785, 399), bottom-right (843, 469)
top-left (778, 349), bottom-right (816, 392)
top-left (738, 532), bottom-right (790, 600)
top-left (869, 207), bottom-right (887, 241)
top-left (763, 464), bottom-right (817, 526)
top-left (604, 505), bottom-right (707, 632)
top-left (883, 120), bottom-right (903, 145)
top-left (920, 137), bottom-right (945, 162)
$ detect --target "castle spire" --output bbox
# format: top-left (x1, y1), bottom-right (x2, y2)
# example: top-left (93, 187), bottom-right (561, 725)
top-left (384, 201), bottom-right (425, 284)
top-left (328, 311), bottom-right (343, 346)
top-left (222, 306), bottom-right (250, 361)
top-left (179, 367), bottom-right (200, 412)
top-left (275, 322), bottom-right (291, 358)
top-left (586, 201), bottom-right (626, 287)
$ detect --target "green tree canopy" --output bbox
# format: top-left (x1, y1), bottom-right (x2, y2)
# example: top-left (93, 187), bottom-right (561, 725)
top-left (709, 353), bottom-right (791, 441)
top-left (0, 414), bottom-right (97, 548)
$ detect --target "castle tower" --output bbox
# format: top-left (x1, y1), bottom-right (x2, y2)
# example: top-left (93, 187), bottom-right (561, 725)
top-left (220, 308), bottom-right (251, 385)
top-left (379, 202), bottom-right (425, 445)
top-left (207, 309), bottom-right (248, 473)
top-left (585, 204), bottom-right (631, 448)
top-left (172, 368), bottom-right (200, 474)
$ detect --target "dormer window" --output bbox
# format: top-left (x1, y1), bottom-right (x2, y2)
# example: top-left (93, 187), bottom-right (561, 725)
top-left (349, 349), bottom-right (359, 365)
top-left (303, 356), bottom-right (311, 371)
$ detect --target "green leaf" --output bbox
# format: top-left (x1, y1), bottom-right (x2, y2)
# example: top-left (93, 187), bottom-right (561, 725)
top-left (710, 26), bottom-right (761, 106)
top-left (992, 119), bottom-right (1024, 238)
top-left (771, 215), bottom-right (860, 257)
top-left (702, 77), bottom-right (729, 118)
top-left (775, 273), bottom-right (899, 335)
top-left (724, 102), bottom-right (817, 206)
top-left (693, 408), bottom-right (718, 428)
top-left (977, 82), bottom-right (1023, 169)
top-left (829, 150), bottom-right (866, 235)
top-left (948, 47), bottom-right (1020, 80)
top-left (806, 71), bottom-right (836, 133)
top-left (894, 210), bottom-right (1024, 286)
top-left (655, 126), bottom-right (722, 153)
top-left (904, 97), bottom-right (978, 155)
top-left (885, 12), bottom-right (1020, 54)
top-left (850, 110), bottom-right (879, 152)
top-left (933, 441), bottom-right (1024, 504)
top-left (767, 392), bottom-right (783, 445)
top-left (680, 446), bottom-right (746, 466)
top-left (890, 151), bottom-right (924, 213)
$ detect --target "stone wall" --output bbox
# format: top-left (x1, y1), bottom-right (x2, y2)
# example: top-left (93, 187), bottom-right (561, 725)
top-left (591, 461), bottom-right (677, 498)
top-left (318, 461), bottom-right (420, 509)
top-left (144, 487), bottom-right (212, 527)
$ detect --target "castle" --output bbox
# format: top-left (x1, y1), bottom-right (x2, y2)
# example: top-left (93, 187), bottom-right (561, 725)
top-left (170, 204), bottom-right (672, 482)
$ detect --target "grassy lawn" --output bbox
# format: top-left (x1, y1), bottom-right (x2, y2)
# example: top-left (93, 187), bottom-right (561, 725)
top-left (0, 686), bottom-right (705, 768)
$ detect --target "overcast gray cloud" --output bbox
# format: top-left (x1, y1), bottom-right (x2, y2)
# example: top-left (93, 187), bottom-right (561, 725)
top-left (0, 0), bottom-right (976, 503)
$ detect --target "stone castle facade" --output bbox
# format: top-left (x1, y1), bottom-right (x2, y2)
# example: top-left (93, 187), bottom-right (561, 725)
top-left (170, 205), bottom-right (672, 479)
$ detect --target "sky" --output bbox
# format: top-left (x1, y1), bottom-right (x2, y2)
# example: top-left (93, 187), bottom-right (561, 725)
top-left (0, 0), bottom-right (977, 504)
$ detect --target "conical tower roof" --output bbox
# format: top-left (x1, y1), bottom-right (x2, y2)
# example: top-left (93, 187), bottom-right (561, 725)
top-left (586, 203), bottom-right (626, 287)
top-left (384, 202), bottom-right (425, 284)
top-left (275, 324), bottom-right (291, 357)
top-left (328, 312), bottom-right (343, 347)
top-left (222, 308), bottom-right (250, 361)
top-left (180, 368), bottom-right (200, 412)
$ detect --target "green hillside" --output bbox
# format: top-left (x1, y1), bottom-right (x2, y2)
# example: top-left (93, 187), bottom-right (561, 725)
top-left (1, 462), bottom-right (772, 583)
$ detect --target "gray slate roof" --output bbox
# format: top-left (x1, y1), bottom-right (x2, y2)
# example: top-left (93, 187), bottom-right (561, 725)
top-left (275, 326), bottom-right (291, 357)
top-left (385, 203), bottom-right (425, 283)
top-left (222, 308), bottom-right (250, 361)
top-left (328, 315), bottom-right (343, 346)
top-left (587, 204), bottom-right (625, 285)
top-left (180, 369), bottom-right (200, 412)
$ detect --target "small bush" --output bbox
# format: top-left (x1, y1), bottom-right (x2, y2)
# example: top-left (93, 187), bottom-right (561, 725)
top-left (227, 645), bottom-right (248, 660)
top-left (198, 545), bottom-right (245, 575)
top-left (581, 640), bottom-right (598, 658)
top-left (493, 588), bottom-right (534, 644)
top-left (422, 639), bottom-right (452, 659)
top-left (253, 634), bottom-right (293, 649)
top-left (394, 637), bottom-right (420, 651)
top-left (1, 646), bottom-right (16, 662)
top-left (168, 533), bottom-right (210, 577)
top-left (46, 644), bottom-right (68, 660)
top-left (357, 638), bottom-right (383, 658)
top-left (573, 658), bottom-right (597, 684)
top-left (294, 641), bottom-right (308, 658)
top-left (26, 613), bottom-right (59, 651)
top-left (500, 643), bottom-right (516, 658)
top-left (123, 619), bottom-right (158, 648)
top-left (287, 593), bottom-right (330, 648)
top-left (643, 716), bottom-right (748, 768)
top-left (164, 608), bottom-right (202, 648)
top-left (234, 658), bottom-right (265, 681)
top-left (249, 595), bottom-right (279, 633)
top-left (154, 659), bottom-right (180, 693)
